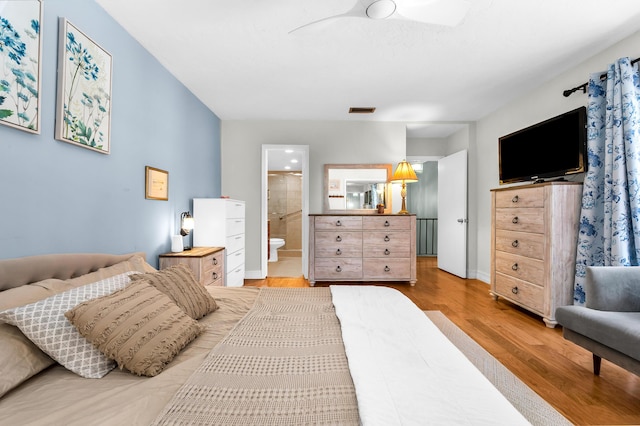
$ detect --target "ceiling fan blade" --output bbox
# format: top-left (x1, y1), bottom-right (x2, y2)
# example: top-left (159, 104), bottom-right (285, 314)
top-left (395, 0), bottom-right (470, 27)
top-left (289, 1), bottom-right (367, 34)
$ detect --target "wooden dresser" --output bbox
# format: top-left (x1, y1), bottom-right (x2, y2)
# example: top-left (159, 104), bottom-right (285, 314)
top-left (490, 182), bottom-right (582, 327)
top-left (309, 214), bottom-right (416, 286)
top-left (159, 246), bottom-right (225, 286)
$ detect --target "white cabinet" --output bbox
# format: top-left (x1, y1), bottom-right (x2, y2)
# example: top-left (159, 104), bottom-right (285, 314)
top-left (193, 199), bottom-right (245, 287)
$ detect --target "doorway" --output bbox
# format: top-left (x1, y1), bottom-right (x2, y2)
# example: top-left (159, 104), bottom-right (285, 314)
top-left (261, 145), bottom-right (309, 279)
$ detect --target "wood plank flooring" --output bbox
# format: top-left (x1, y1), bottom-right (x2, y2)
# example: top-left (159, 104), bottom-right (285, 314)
top-left (245, 257), bottom-right (640, 425)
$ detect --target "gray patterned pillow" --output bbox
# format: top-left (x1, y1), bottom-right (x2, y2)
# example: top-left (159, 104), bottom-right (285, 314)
top-left (0, 272), bottom-right (134, 378)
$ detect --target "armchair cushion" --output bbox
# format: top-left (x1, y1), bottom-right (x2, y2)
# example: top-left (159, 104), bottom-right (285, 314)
top-left (555, 306), bottom-right (640, 362)
top-left (585, 266), bottom-right (640, 311)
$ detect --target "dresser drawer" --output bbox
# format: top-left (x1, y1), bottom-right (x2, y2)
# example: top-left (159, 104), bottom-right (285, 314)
top-left (225, 201), bottom-right (245, 218)
top-left (495, 229), bottom-right (544, 260)
top-left (203, 267), bottom-right (224, 286)
top-left (202, 251), bottom-right (224, 273)
top-left (495, 251), bottom-right (544, 285)
top-left (363, 231), bottom-right (410, 258)
top-left (363, 258), bottom-right (410, 280)
top-left (314, 258), bottom-right (363, 280)
top-left (494, 273), bottom-right (544, 313)
top-left (314, 231), bottom-right (362, 257)
top-left (226, 234), bottom-right (245, 254)
top-left (226, 218), bottom-right (245, 236)
top-left (227, 265), bottom-right (245, 287)
top-left (362, 216), bottom-right (411, 230)
top-left (314, 216), bottom-right (362, 230)
top-left (227, 249), bottom-right (245, 271)
top-left (495, 187), bottom-right (544, 208)
top-left (495, 208), bottom-right (544, 233)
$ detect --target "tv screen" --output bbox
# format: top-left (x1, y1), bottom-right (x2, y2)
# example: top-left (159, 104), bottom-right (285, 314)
top-left (498, 106), bottom-right (587, 184)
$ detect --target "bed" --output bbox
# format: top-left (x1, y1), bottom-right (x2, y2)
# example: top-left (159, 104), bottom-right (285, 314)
top-left (0, 252), bottom-right (563, 425)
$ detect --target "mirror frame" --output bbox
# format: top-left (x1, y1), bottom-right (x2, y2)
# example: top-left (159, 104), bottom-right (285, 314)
top-left (323, 164), bottom-right (393, 214)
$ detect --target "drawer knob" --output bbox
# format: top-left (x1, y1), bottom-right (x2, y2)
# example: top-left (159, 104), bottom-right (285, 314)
top-left (512, 195), bottom-right (519, 203)
top-left (336, 220), bottom-right (342, 226)
top-left (512, 263), bottom-right (519, 271)
top-left (384, 220), bottom-right (390, 227)
top-left (212, 272), bottom-right (218, 280)
top-left (512, 216), bottom-right (519, 224)
top-left (384, 235), bottom-right (390, 242)
top-left (384, 249), bottom-right (390, 255)
top-left (212, 258), bottom-right (218, 265)
top-left (336, 235), bottom-right (342, 242)
top-left (384, 266), bottom-right (390, 272)
top-left (512, 286), bottom-right (519, 294)
top-left (336, 249), bottom-right (342, 255)
top-left (512, 240), bottom-right (519, 248)
top-left (336, 266), bottom-right (342, 272)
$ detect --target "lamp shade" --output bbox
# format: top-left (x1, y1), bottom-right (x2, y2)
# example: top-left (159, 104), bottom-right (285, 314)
top-left (182, 216), bottom-right (194, 231)
top-left (391, 160), bottom-right (418, 183)
top-left (180, 211), bottom-right (194, 236)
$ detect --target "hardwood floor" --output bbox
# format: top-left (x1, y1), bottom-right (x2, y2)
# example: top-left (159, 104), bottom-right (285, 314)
top-left (245, 257), bottom-right (640, 425)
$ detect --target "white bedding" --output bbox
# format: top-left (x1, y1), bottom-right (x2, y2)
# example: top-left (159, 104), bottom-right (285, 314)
top-left (330, 285), bottom-right (531, 426)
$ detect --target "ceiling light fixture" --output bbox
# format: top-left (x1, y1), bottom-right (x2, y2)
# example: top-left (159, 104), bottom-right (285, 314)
top-left (366, 0), bottom-right (396, 19)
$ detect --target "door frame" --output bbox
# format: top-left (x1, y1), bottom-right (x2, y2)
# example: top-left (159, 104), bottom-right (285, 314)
top-left (261, 145), bottom-right (309, 279)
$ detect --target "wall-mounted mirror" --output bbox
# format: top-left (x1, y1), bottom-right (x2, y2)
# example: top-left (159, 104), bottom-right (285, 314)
top-left (324, 164), bottom-right (392, 214)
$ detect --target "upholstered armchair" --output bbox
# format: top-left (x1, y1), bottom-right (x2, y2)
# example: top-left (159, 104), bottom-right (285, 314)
top-left (556, 266), bottom-right (640, 376)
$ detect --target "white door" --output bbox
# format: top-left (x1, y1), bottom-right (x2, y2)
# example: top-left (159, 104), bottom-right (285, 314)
top-left (437, 150), bottom-right (467, 278)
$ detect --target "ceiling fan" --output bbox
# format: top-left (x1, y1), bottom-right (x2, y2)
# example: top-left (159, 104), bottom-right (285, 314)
top-left (289, 0), bottom-right (471, 33)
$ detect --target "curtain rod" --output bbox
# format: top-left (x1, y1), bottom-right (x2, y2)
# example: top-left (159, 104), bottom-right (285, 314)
top-left (563, 57), bottom-right (640, 97)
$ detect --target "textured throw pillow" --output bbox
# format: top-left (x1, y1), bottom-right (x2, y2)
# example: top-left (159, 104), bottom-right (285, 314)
top-left (0, 272), bottom-right (135, 378)
top-left (65, 280), bottom-right (203, 377)
top-left (130, 264), bottom-right (218, 319)
top-left (0, 323), bottom-right (54, 398)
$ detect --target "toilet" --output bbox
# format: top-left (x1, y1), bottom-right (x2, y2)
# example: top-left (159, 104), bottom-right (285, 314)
top-left (269, 238), bottom-right (285, 262)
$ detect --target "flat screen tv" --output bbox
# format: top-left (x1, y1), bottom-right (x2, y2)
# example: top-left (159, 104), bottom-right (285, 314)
top-left (498, 106), bottom-right (587, 184)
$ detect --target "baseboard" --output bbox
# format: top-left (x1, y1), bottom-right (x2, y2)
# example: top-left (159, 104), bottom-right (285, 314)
top-left (474, 270), bottom-right (490, 284)
top-left (244, 270), bottom-right (265, 280)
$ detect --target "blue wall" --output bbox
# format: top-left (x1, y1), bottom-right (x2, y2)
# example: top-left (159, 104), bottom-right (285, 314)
top-left (0, 0), bottom-right (221, 266)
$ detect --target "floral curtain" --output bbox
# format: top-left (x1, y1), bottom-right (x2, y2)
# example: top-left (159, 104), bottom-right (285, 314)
top-left (574, 57), bottom-right (640, 305)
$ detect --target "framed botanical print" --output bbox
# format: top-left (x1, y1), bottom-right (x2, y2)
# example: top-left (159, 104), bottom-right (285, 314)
top-left (0, 0), bottom-right (43, 133)
top-left (55, 18), bottom-right (112, 154)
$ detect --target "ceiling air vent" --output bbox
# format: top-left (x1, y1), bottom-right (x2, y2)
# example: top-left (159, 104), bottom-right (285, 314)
top-left (349, 107), bottom-right (376, 114)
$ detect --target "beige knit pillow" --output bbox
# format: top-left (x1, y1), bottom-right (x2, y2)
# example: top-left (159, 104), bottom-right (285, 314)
top-left (65, 280), bottom-right (203, 377)
top-left (130, 264), bottom-right (218, 319)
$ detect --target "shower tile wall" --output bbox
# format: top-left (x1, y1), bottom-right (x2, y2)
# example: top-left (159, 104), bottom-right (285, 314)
top-left (268, 172), bottom-right (302, 252)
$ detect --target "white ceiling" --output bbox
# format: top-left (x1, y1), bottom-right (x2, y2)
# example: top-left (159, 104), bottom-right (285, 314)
top-left (96, 0), bottom-right (640, 138)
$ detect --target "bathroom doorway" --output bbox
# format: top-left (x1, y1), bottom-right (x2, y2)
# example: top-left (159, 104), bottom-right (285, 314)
top-left (261, 145), bottom-right (309, 279)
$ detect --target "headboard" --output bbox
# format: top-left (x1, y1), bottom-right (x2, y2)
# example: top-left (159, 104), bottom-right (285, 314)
top-left (0, 252), bottom-right (146, 292)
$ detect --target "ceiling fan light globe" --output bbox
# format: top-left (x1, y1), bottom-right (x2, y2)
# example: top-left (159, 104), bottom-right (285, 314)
top-left (366, 0), bottom-right (397, 19)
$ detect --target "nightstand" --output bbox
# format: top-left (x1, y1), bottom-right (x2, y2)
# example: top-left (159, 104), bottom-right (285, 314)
top-left (159, 246), bottom-right (225, 286)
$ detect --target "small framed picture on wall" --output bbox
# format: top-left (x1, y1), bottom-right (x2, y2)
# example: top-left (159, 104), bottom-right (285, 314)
top-left (145, 166), bottom-right (168, 201)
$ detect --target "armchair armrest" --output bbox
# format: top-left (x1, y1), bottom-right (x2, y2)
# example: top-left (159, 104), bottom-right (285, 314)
top-left (586, 266), bottom-right (640, 311)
